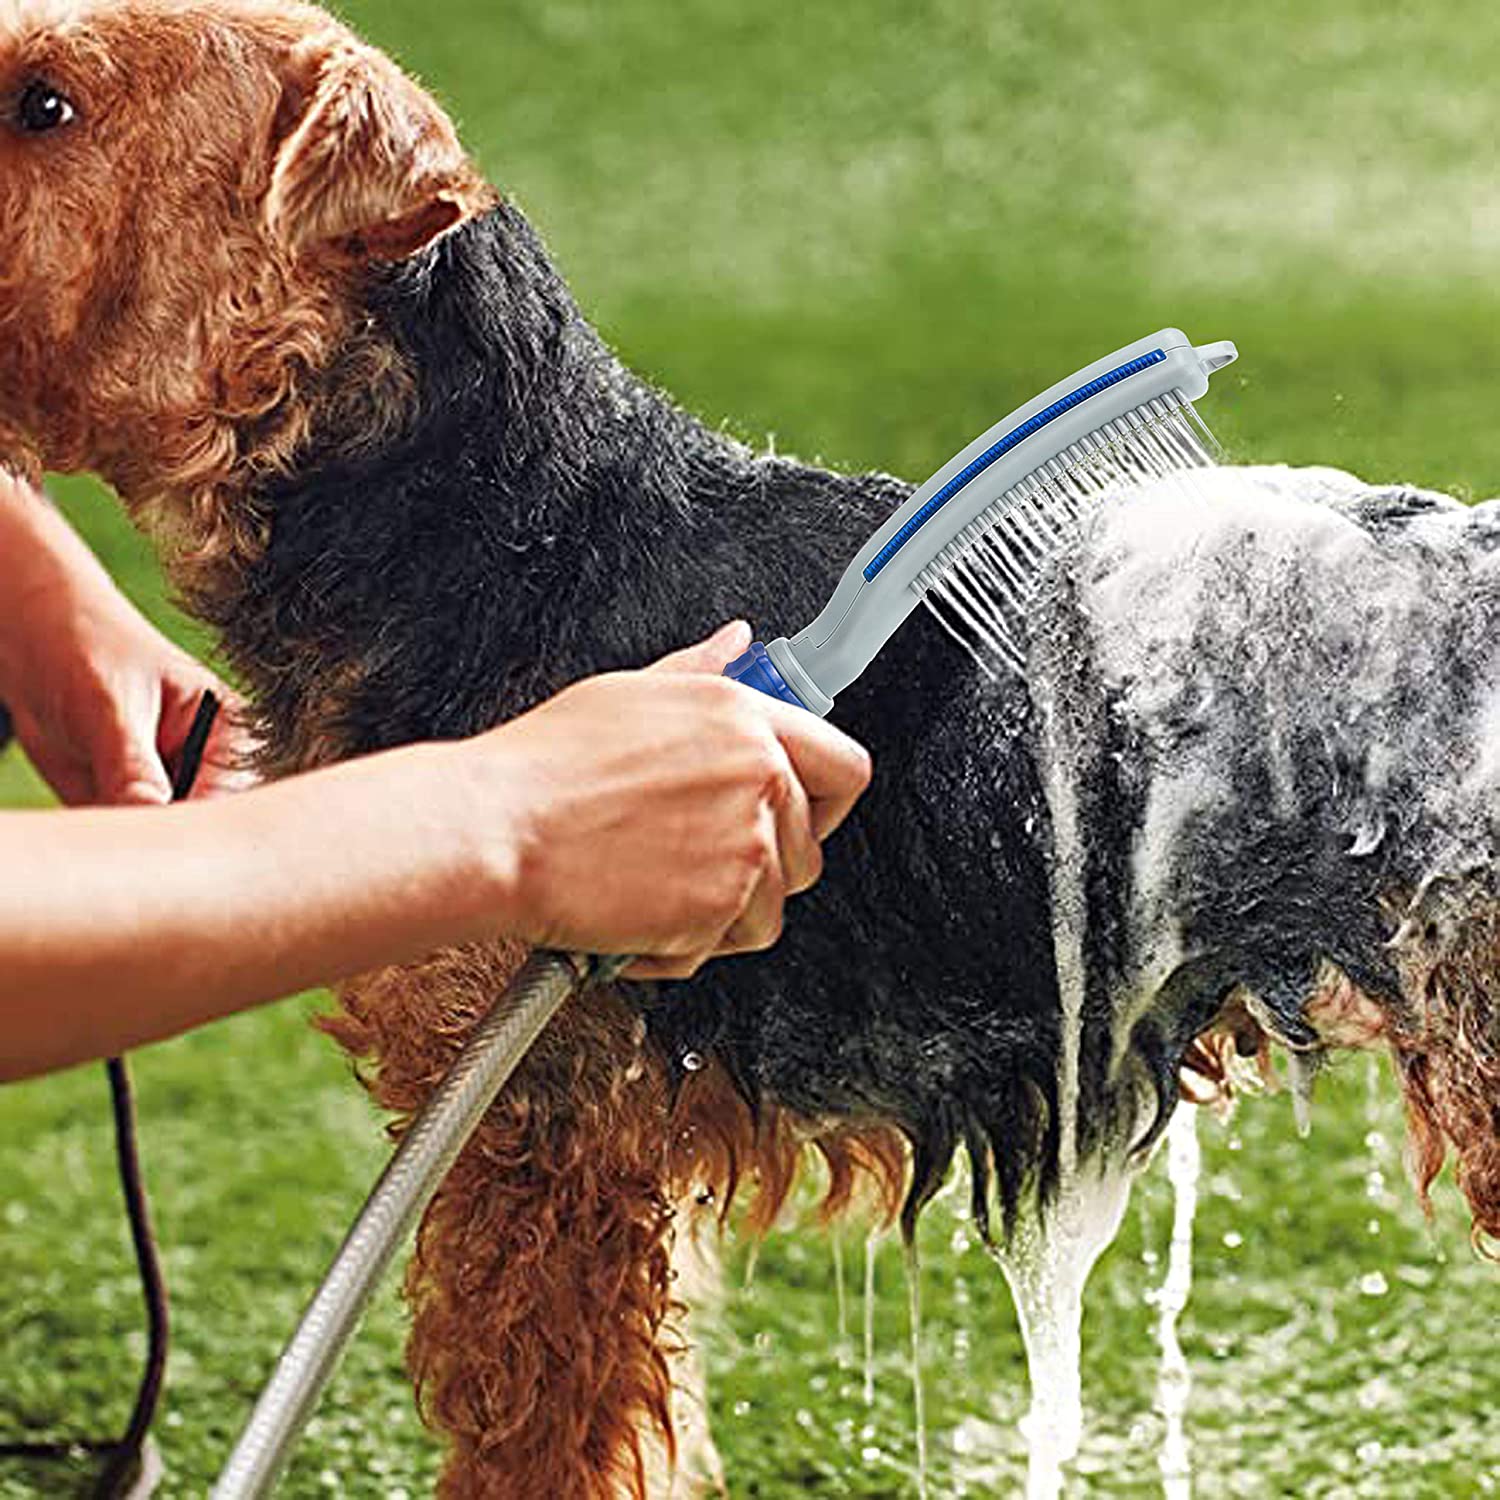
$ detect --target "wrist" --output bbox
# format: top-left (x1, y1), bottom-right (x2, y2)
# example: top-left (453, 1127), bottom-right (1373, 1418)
top-left (407, 736), bottom-right (533, 943)
top-left (0, 476), bottom-right (120, 604)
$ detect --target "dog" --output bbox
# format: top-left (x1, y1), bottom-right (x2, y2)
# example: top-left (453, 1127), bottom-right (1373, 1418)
top-left (1, 2), bottom-right (1495, 1493)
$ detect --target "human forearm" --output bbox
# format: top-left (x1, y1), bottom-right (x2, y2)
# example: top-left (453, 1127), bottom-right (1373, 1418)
top-left (0, 740), bottom-right (511, 1080)
top-left (0, 469), bottom-right (114, 616)
top-left (0, 625), bottom-right (873, 1082)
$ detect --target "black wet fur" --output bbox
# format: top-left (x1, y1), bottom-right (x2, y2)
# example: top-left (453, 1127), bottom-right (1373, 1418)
top-left (209, 202), bottom-right (1500, 1238)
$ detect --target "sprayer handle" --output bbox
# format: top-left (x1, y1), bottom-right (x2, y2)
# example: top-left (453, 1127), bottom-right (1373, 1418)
top-left (723, 639), bottom-right (835, 716)
top-left (723, 641), bottom-right (806, 705)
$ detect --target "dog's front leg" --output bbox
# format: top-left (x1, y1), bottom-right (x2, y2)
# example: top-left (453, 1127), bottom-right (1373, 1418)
top-left (328, 949), bottom-right (684, 1498)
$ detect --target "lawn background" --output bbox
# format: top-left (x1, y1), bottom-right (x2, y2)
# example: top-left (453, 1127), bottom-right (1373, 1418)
top-left (2, 0), bottom-right (1498, 1494)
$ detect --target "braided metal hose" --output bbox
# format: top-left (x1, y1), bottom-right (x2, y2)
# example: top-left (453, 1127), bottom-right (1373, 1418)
top-left (213, 949), bottom-right (626, 1499)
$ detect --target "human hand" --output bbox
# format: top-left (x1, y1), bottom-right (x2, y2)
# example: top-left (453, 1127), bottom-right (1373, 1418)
top-left (0, 475), bottom-right (252, 805)
top-left (468, 620), bottom-right (872, 978)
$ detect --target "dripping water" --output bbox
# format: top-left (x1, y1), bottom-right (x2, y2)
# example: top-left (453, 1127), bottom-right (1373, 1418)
top-left (832, 1228), bottom-right (849, 1365)
top-left (907, 396), bottom-right (1218, 1491)
top-left (1152, 1104), bottom-right (1201, 1500)
top-left (904, 1238), bottom-right (929, 1500)
top-left (990, 578), bottom-right (1153, 1497)
top-left (991, 1167), bottom-right (1136, 1500)
top-left (1286, 1049), bottom-right (1322, 1138)
top-left (862, 1231), bottom-right (879, 1408)
top-left (1363, 1052), bottom-right (1392, 1229)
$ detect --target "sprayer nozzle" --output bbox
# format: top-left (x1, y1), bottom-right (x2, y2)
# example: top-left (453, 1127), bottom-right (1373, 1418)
top-left (1193, 340), bottom-right (1238, 375)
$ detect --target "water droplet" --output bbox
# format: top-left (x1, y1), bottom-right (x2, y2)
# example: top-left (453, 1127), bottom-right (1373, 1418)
top-left (681, 1050), bottom-right (704, 1072)
top-left (1358, 1270), bottom-right (1389, 1297)
top-left (1222, 1231), bottom-right (1243, 1249)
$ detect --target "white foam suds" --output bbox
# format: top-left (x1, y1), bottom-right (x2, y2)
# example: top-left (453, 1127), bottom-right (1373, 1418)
top-left (832, 1228), bottom-right (849, 1364)
top-left (1152, 1106), bottom-right (1201, 1500)
top-left (992, 1164), bottom-right (1136, 1500)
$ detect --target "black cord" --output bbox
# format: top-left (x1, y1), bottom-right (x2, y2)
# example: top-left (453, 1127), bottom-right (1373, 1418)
top-left (1, 691), bottom-right (221, 1497)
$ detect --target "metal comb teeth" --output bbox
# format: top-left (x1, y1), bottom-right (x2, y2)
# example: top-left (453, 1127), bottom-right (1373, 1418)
top-left (918, 394), bottom-right (1219, 674)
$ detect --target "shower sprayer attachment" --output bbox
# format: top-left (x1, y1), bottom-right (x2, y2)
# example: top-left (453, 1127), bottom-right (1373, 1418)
top-left (725, 329), bottom-right (1237, 710)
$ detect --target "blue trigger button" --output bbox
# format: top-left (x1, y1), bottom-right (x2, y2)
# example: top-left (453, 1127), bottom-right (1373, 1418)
top-left (723, 641), bottom-right (807, 708)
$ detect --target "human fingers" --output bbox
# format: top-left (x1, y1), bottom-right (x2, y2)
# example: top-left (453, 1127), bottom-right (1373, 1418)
top-left (623, 803), bottom-right (787, 979)
top-left (760, 701), bottom-right (873, 840)
top-left (158, 680), bottom-right (258, 799)
top-left (768, 747), bottom-right (822, 896)
top-left (93, 676), bottom-right (173, 807)
top-left (624, 953), bottom-right (713, 980)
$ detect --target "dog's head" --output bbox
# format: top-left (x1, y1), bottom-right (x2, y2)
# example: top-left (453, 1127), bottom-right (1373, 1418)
top-left (0, 0), bottom-right (490, 547)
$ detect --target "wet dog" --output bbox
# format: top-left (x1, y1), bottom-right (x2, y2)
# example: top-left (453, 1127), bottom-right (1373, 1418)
top-left (1, 2), bottom-right (1495, 1492)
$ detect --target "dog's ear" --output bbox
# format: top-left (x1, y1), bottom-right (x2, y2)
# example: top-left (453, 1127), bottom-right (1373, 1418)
top-left (266, 36), bottom-right (491, 263)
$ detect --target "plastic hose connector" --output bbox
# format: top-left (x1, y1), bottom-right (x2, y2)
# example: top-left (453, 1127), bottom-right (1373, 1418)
top-left (723, 641), bottom-right (807, 708)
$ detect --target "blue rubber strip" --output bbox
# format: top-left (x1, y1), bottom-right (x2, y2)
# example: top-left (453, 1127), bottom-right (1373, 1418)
top-left (861, 347), bottom-right (1166, 582)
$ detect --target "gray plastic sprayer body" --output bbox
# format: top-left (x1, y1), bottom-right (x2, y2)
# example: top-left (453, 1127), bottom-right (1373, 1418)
top-left (725, 329), bottom-right (1236, 715)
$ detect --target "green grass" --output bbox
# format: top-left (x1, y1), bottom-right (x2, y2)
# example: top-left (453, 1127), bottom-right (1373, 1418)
top-left (3, 0), bottom-right (1499, 1493)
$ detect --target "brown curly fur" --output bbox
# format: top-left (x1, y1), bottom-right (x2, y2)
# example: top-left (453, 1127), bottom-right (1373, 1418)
top-left (1388, 892), bottom-right (1500, 1254)
top-left (322, 947), bottom-right (906, 1496)
top-left (0, 0), bottom-right (488, 592)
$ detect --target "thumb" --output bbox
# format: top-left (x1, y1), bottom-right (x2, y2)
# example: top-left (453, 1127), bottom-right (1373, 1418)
top-left (650, 620), bottom-right (754, 676)
top-left (102, 747), bottom-right (173, 806)
top-left (94, 719), bottom-right (173, 807)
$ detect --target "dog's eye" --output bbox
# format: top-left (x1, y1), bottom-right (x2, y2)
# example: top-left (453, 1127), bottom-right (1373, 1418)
top-left (16, 80), bottom-right (75, 134)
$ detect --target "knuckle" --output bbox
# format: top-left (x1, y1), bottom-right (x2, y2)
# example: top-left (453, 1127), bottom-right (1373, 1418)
top-left (746, 825), bottom-right (779, 876)
top-left (702, 866), bottom-right (754, 928)
top-left (742, 733), bottom-right (784, 787)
